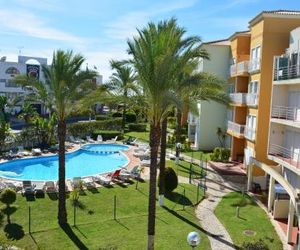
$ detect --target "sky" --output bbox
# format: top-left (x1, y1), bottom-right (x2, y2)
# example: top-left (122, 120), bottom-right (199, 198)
top-left (0, 0), bottom-right (299, 81)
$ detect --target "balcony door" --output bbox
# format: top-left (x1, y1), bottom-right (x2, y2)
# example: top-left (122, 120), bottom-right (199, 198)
top-left (284, 130), bottom-right (300, 162)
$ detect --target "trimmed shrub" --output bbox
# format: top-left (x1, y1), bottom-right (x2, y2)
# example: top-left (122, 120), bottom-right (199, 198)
top-left (112, 112), bottom-right (122, 118)
top-left (95, 115), bottom-right (109, 121)
top-left (68, 118), bottom-right (122, 137)
top-left (92, 130), bottom-right (123, 141)
top-left (0, 189), bottom-right (16, 208)
top-left (125, 112), bottom-right (137, 123)
top-left (161, 167), bottom-right (178, 192)
top-left (128, 123), bottom-right (147, 132)
top-left (211, 147), bottom-right (230, 162)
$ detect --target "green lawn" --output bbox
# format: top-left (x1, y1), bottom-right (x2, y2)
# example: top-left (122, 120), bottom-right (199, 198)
top-left (166, 160), bottom-right (205, 179)
top-left (0, 181), bottom-right (210, 250)
top-left (124, 130), bottom-right (149, 142)
top-left (214, 192), bottom-right (282, 249)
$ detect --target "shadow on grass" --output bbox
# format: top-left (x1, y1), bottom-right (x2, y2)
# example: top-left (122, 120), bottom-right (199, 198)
top-left (230, 196), bottom-right (257, 208)
top-left (25, 194), bottom-right (35, 202)
top-left (2, 206), bottom-right (17, 224)
top-left (86, 187), bottom-right (99, 194)
top-left (4, 223), bottom-right (25, 240)
top-left (47, 193), bottom-right (58, 201)
top-left (165, 192), bottom-right (193, 206)
top-left (162, 206), bottom-right (240, 249)
top-left (115, 219), bottom-right (129, 230)
top-left (103, 184), bottom-right (114, 189)
top-left (60, 223), bottom-right (88, 250)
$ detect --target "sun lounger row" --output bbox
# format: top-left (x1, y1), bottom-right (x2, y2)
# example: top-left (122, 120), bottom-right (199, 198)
top-left (69, 135), bottom-right (118, 144)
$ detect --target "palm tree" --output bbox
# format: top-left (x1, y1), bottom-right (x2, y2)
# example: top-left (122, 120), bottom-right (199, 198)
top-left (128, 18), bottom-right (206, 249)
top-left (106, 60), bottom-right (137, 132)
top-left (17, 50), bottom-right (97, 224)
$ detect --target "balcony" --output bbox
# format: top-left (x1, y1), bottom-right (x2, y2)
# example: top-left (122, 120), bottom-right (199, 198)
top-left (245, 93), bottom-right (258, 107)
top-left (273, 55), bottom-right (300, 82)
top-left (269, 144), bottom-right (300, 169)
top-left (244, 126), bottom-right (256, 141)
top-left (248, 58), bottom-right (261, 73)
top-left (230, 61), bottom-right (249, 77)
top-left (227, 121), bottom-right (245, 138)
top-left (229, 93), bottom-right (246, 106)
top-left (271, 106), bottom-right (300, 122)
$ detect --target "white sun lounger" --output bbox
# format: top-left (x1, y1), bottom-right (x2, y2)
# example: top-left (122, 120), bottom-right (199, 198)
top-left (45, 181), bottom-right (57, 193)
top-left (93, 175), bottom-right (111, 185)
top-left (86, 136), bottom-right (95, 143)
top-left (97, 135), bottom-right (103, 143)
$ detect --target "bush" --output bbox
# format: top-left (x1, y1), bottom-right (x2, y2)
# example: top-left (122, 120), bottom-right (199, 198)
top-left (167, 117), bottom-right (177, 129)
top-left (92, 130), bottom-right (123, 141)
top-left (242, 239), bottom-right (269, 250)
top-left (159, 167), bottom-right (178, 192)
top-left (112, 112), bottom-right (122, 118)
top-left (128, 123), bottom-right (147, 132)
top-left (211, 147), bottom-right (230, 162)
top-left (0, 189), bottom-right (16, 208)
top-left (95, 115), bottom-right (109, 121)
top-left (125, 112), bottom-right (137, 123)
top-left (68, 118), bottom-right (122, 137)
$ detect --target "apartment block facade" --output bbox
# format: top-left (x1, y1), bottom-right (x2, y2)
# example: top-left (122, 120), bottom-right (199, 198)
top-left (226, 11), bottom-right (300, 245)
top-left (187, 40), bottom-right (230, 150)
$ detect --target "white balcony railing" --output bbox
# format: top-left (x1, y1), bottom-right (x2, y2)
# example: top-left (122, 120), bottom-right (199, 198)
top-left (269, 144), bottom-right (300, 169)
top-left (271, 105), bottom-right (300, 122)
top-left (230, 93), bottom-right (247, 105)
top-left (249, 58), bottom-right (261, 73)
top-left (227, 121), bottom-right (245, 136)
top-left (237, 61), bottom-right (249, 74)
top-left (244, 126), bottom-right (256, 141)
top-left (245, 93), bottom-right (258, 107)
top-left (230, 64), bottom-right (237, 76)
top-left (273, 56), bottom-right (300, 81)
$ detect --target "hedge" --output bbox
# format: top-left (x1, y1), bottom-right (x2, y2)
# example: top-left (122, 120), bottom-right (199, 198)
top-left (92, 130), bottom-right (123, 141)
top-left (95, 115), bottom-right (109, 121)
top-left (67, 118), bottom-right (122, 137)
top-left (210, 147), bottom-right (230, 162)
top-left (125, 112), bottom-right (137, 123)
top-left (112, 112), bottom-right (122, 118)
top-left (128, 123), bottom-right (147, 132)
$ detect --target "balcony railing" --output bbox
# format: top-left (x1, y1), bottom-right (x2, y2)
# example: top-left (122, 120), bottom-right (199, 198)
top-left (248, 58), bottom-right (261, 73)
top-left (271, 105), bottom-right (300, 121)
top-left (230, 93), bottom-right (246, 105)
top-left (269, 144), bottom-right (300, 169)
top-left (230, 61), bottom-right (249, 77)
top-left (237, 61), bottom-right (249, 74)
top-left (273, 54), bottom-right (300, 81)
top-left (245, 93), bottom-right (258, 107)
top-left (227, 121), bottom-right (245, 137)
top-left (244, 126), bottom-right (256, 141)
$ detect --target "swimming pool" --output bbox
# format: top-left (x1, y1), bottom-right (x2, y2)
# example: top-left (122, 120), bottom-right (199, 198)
top-left (0, 144), bottom-right (129, 181)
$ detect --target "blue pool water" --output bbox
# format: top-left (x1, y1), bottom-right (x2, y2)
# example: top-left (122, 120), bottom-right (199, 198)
top-left (0, 144), bottom-right (129, 181)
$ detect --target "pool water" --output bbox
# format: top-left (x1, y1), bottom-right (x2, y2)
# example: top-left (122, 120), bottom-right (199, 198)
top-left (81, 144), bottom-right (129, 153)
top-left (0, 144), bottom-right (129, 181)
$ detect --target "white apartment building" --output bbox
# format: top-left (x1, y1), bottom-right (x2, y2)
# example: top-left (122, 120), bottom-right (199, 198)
top-left (187, 39), bottom-right (231, 150)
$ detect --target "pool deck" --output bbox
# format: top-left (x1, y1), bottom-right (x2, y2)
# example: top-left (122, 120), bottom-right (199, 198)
top-left (0, 142), bottom-right (143, 191)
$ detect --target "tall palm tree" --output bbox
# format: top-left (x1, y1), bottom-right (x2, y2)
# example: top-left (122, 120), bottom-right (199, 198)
top-left (128, 18), bottom-right (206, 249)
top-left (106, 60), bottom-right (137, 132)
top-left (17, 50), bottom-right (97, 224)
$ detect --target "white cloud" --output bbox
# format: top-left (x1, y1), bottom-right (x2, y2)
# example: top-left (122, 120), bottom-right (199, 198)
top-left (105, 0), bottom-right (198, 40)
top-left (0, 9), bottom-right (86, 47)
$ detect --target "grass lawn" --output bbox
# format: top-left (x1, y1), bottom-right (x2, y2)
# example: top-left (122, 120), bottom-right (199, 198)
top-left (0, 181), bottom-right (210, 250)
top-left (166, 160), bottom-right (205, 179)
top-left (124, 130), bottom-right (149, 142)
top-left (182, 151), bottom-right (212, 161)
top-left (214, 192), bottom-right (282, 249)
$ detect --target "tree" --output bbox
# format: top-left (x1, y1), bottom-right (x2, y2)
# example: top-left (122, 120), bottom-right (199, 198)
top-left (17, 50), bottom-right (97, 225)
top-left (106, 60), bottom-right (137, 132)
top-left (0, 96), bottom-right (10, 153)
top-left (127, 18), bottom-right (198, 249)
top-left (0, 188), bottom-right (16, 224)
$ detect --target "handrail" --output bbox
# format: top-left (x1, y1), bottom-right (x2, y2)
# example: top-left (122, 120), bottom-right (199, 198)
top-left (246, 93), bottom-right (258, 106)
top-left (230, 93), bottom-right (247, 104)
top-left (249, 58), bottom-right (261, 72)
top-left (274, 62), bottom-right (300, 81)
top-left (271, 105), bottom-right (297, 121)
top-left (269, 143), bottom-right (300, 169)
top-left (244, 126), bottom-right (256, 141)
top-left (237, 61), bottom-right (249, 74)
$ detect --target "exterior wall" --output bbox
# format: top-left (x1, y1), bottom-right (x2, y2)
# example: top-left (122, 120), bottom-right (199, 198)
top-left (255, 18), bottom-right (300, 165)
top-left (289, 27), bottom-right (300, 52)
top-left (189, 43), bottom-right (230, 150)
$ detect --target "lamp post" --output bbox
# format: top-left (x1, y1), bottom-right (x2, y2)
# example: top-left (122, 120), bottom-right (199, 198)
top-left (187, 231), bottom-right (200, 249)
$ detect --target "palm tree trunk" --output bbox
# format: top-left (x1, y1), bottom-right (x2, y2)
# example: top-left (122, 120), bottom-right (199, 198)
top-left (159, 118), bottom-right (167, 206)
top-left (175, 110), bottom-right (182, 164)
top-left (147, 123), bottom-right (161, 250)
top-left (122, 104), bottom-right (126, 133)
top-left (58, 119), bottom-right (67, 225)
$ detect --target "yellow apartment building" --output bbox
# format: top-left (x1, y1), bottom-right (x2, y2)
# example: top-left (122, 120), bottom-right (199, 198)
top-left (227, 10), bottom-right (300, 245)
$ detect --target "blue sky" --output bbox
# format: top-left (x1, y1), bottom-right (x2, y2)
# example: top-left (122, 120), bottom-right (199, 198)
top-left (0, 0), bottom-right (299, 80)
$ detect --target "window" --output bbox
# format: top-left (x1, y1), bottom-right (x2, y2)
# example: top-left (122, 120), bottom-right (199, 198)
top-left (5, 67), bottom-right (20, 75)
top-left (250, 46), bottom-right (261, 71)
top-left (248, 81), bottom-right (258, 94)
top-left (246, 115), bottom-right (257, 130)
